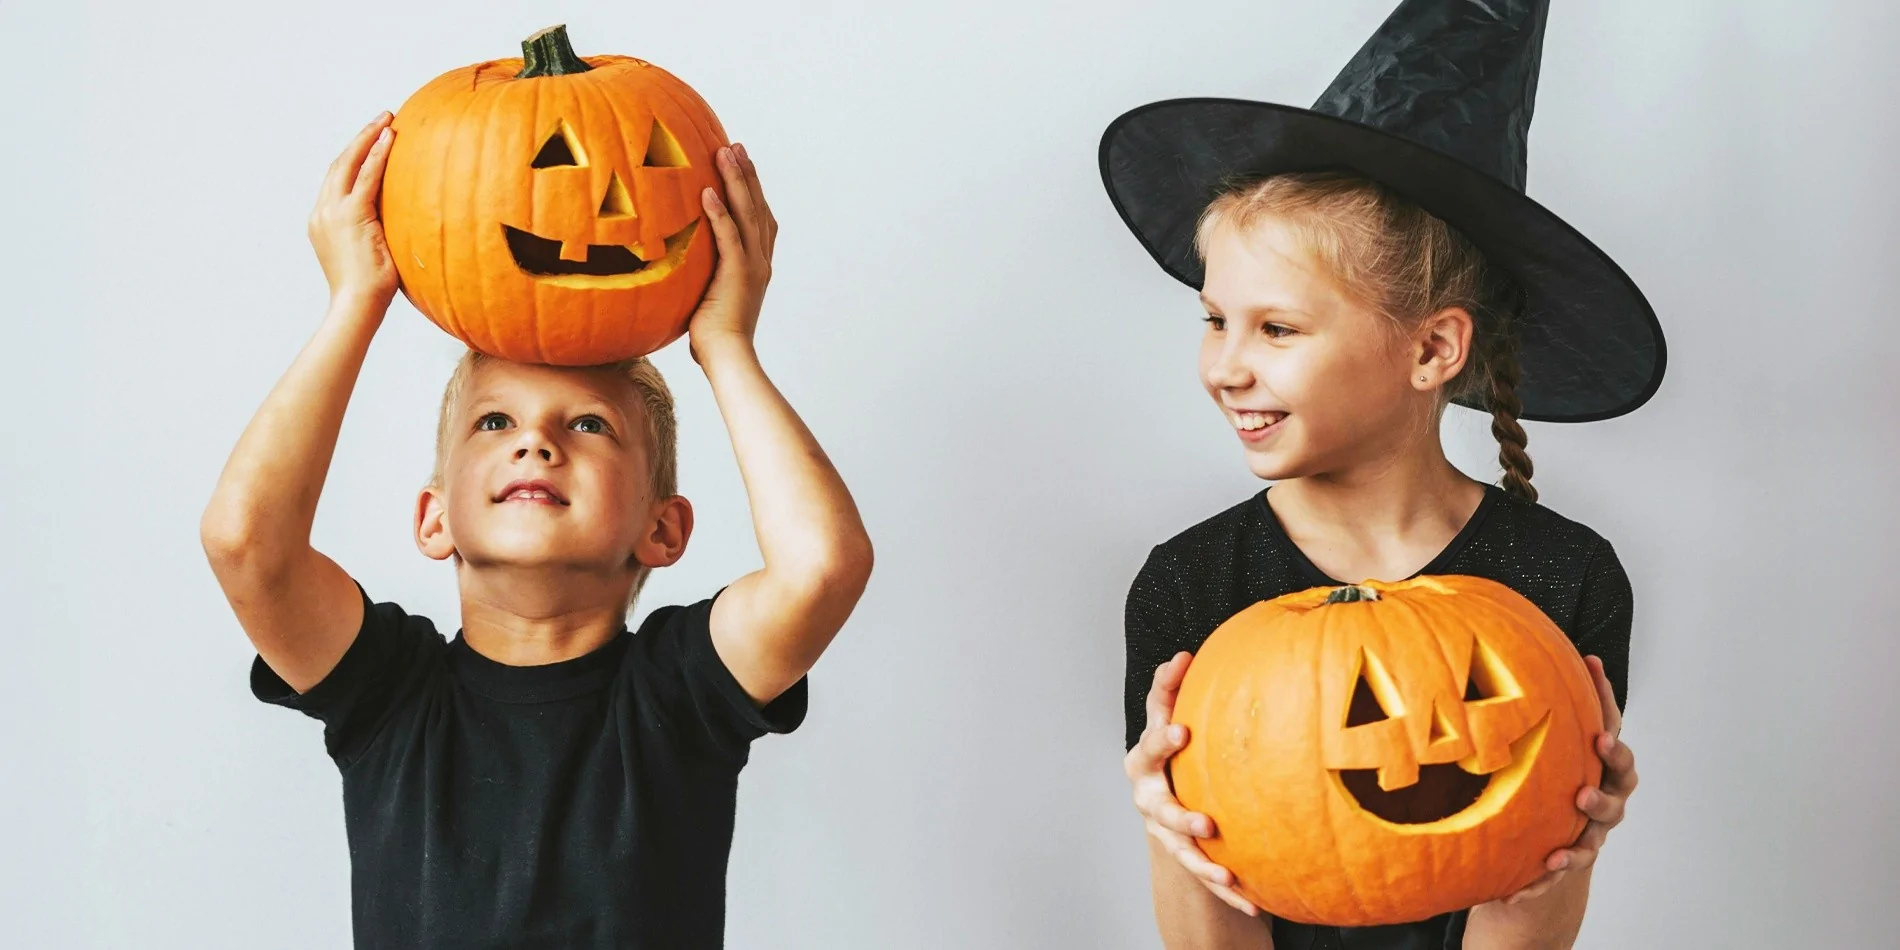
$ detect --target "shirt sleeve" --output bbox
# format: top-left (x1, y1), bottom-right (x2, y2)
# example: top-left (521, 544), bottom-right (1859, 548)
top-left (624, 595), bottom-right (809, 760)
top-left (1573, 537), bottom-right (1634, 713)
top-left (250, 583), bottom-right (444, 766)
top-left (1126, 545), bottom-right (1190, 752)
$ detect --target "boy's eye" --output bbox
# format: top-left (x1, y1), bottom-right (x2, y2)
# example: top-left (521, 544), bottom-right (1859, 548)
top-left (476, 413), bottom-right (511, 431)
top-left (570, 415), bottom-right (609, 435)
top-left (1203, 314), bottom-right (1226, 331)
top-left (1264, 323), bottom-right (1295, 338)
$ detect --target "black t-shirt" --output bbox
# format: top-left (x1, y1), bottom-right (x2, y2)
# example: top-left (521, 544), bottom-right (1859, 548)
top-left (253, 588), bottom-right (807, 949)
top-left (1123, 484), bottom-right (1632, 950)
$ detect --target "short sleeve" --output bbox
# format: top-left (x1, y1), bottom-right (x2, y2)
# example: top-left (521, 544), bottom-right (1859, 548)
top-left (1573, 538), bottom-right (1634, 713)
top-left (624, 596), bottom-right (808, 759)
top-left (250, 584), bottom-right (444, 766)
top-left (1126, 545), bottom-right (1190, 751)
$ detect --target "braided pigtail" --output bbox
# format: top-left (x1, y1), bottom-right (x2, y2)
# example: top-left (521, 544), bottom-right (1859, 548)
top-left (1481, 295), bottom-right (1536, 503)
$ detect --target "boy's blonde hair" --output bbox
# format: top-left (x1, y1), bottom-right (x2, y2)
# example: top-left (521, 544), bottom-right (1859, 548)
top-left (430, 351), bottom-right (679, 604)
top-left (1195, 171), bottom-right (1537, 502)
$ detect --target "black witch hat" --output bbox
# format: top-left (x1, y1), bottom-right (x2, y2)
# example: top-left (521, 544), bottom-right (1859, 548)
top-left (1099, 0), bottom-right (1664, 423)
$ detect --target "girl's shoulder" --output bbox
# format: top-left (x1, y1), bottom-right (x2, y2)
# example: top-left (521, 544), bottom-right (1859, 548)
top-left (1480, 489), bottom-right (1622, 564)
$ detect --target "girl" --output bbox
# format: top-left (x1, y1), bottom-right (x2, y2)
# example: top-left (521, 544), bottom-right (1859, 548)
top-left (1099, 2), bottom-right (1661, 947)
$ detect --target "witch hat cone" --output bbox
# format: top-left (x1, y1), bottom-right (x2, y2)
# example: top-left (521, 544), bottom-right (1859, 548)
top-left (1100, 0), bottom-right (1664, 422)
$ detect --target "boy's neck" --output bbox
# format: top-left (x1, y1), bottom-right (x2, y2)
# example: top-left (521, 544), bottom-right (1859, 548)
top-left (456, 570), bottom-right (630, 666)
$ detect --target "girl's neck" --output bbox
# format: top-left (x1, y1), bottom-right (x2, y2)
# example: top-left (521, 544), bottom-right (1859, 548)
top-left (1268, 449), bottom-right (1488, 584)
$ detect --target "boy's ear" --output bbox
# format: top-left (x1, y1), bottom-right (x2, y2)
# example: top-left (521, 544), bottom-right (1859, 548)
top-left (633, 495), bottom-right (693, 570)
top-left (415, 485), bottom-right (457, 561)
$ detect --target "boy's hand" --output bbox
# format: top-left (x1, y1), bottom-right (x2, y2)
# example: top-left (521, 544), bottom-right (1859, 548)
top-left (689, 143), bottom-right (777, 365)
top-left (1127, 652), bottom-right (1260, 917)
top-left (309, 112), bottom-right (398, 308)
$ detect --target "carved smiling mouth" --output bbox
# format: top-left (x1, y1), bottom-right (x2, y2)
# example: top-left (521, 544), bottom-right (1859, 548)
top-left (501, 219), bottom-right (700, 290)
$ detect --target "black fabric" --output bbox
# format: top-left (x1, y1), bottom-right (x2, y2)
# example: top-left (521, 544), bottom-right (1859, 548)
top-left (253, 588), bottom-right (807, 949)
top-left (1097, 0), bottom-right (1667, 423)
top-left (1123, 484), bottom-right (1632, 948)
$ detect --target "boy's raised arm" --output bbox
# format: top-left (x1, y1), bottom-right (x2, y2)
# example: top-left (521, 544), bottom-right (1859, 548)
top-left (200, 113), bottom-right (397, 693)
top-left (693, 145), bottom-right (875, 705)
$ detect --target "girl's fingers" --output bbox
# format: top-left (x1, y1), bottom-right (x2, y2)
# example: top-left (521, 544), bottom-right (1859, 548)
top-left (1506, 872), bottom-right (1562, 904)
top-left (1205, 881), bottom-right (1260, 917)
top-left (1144, 653), bottom-right (1190, 728)
top-left (1586, 656), bottom-right (1623, 737)
top-left (1598, 737), bottom-right (1638, 790)
top-left (1579, 786), bottom-right (1627, 826)
top-left (350, 127), bottom-right (395, 204)
top-left (325, 113), bottom-right (393, 201)
top-left (1136, 779), bottom-right (1213, 838)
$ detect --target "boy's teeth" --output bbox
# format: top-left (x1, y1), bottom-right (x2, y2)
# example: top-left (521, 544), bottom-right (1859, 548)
top-left (1235, 411), bottom-right (1278, 431)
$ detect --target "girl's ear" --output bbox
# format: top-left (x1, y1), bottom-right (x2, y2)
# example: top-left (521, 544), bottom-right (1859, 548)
top-left (1412, 305), bottom-right (1475, 387)
top-left (633, 495), bottom-right (694, 569)
top-left (415, 485), bottom-right (457, 561)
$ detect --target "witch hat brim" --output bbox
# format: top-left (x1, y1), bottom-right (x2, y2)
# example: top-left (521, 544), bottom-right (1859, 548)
top-left (1100, 101), bottom-right (1665, 424)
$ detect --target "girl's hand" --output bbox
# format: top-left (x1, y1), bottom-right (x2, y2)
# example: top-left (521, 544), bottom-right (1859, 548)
top-left (308, 112), bottom-right (398, 308)
top-left (1125, 651), bottom-right (1260, 917)
top-left (1500, 655), bottom-right (1638, 905)
top-left (688, 143), bottom-right (777, 367)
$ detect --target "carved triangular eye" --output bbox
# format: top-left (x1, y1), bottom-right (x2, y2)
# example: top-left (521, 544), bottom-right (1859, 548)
top-left (533, 122), bottom-right (585, 168)
top-left (1344, 648), bottom-right (1404, 727)
top-left (1463, 637), bottom-right (1520, 702)
top-left (642, 119), bottom-right (689, 167)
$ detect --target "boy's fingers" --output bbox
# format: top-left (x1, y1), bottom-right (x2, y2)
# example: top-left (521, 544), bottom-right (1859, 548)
top-left (1579, 787), bottom-right (1627, 826)
top-left (700, 187), bottom-right (746, 270)
top-left (714, 147), bottom-right (760, 252)
top-left (325, 113), bottom-right (392, 201)
top-left (1136, 780), bottom-right (1210, 838)
top-left (732, 143), bottom-right (774, 254)
top-left (350, 128), bottom-right (395, 205)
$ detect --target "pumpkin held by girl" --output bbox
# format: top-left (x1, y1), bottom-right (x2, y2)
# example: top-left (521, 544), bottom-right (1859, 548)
top-left (381, 25), bottom-right (729, 365)
top-left (1168, 575), bottom-right (1604, 926)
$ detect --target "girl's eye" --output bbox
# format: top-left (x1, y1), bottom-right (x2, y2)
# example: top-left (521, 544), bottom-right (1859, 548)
top-left (571, 415), bottom-right (608, 435)
top-left (476, 413), bottom-right (510, 432)
top-left (1203, 314), bottom-right (1227, 331)
top-left (1263, 323), bottom-right (1295, 339)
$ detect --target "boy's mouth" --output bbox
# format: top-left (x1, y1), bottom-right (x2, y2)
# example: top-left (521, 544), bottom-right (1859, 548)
top-left (501, 219), bottom-right (699, 290)
top-left (495, 479), bottom-right (569, 506)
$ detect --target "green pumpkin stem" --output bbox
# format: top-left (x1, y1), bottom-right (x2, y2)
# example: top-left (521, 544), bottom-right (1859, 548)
top-left (1324, 585), bottom-right (1382, 604)
top-left (517, 25), bottom-right (593, 78)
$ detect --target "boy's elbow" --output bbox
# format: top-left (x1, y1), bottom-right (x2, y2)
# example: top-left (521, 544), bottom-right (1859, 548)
top-left (199, 503), bottom-right (294, 579)
top-left (796, 533), bottom-right (874, 605)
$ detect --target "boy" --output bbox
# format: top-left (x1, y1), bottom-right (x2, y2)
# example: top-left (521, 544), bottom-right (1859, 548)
top-left (201, 113), bottom-right (873, 948)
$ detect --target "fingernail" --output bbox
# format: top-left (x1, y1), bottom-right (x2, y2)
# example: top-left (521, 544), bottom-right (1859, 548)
top-left (1167, 725), bottom-right (1185, 744)
top-left (735, 142), bottom-right (748, 160)
top-left (377, 127), bottom-right (391, 144)
top-left (703, 187), bottom-right (723, 208)
top-left (1556, 855), bottom-right (1571, 870)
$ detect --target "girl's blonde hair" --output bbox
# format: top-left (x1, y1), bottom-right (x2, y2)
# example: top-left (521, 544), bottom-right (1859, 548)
top-left (1195, 171), bottom-right (1537, 502)
top-left (430, 350), bottom-right (680, 605)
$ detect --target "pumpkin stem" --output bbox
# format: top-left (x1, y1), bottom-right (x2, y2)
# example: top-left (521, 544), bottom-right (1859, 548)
top-left (1325, 585), bottom-right (1382, 604)
top-left (517, 25), bottom-right (593, 78)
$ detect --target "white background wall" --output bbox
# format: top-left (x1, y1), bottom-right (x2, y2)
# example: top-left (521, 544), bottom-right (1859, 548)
top-left (3, 1), bottom-right (1896, 946)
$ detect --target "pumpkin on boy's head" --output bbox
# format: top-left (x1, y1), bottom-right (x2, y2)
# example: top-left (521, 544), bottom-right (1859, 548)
top-left (1168, 575), bottom-right (1604, 926)
top-left (380, 25), bottom-right (728, 365)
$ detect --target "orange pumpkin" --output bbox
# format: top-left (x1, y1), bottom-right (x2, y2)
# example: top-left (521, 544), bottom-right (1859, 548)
top-left (1170, 575), bottom-right (1604, 926)
top-left (381, 25), bottom-right (727, 364)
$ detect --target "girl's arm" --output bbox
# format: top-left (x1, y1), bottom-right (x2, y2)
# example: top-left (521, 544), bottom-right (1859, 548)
top-left (1131, 653), bottom-right (1274, 949)
top-left (1148, 838), bottom-right (1275, 949)
top-left (200, 113), bottom-right (397, 692)
top-left (694, 145), bottom-right (874, 705)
